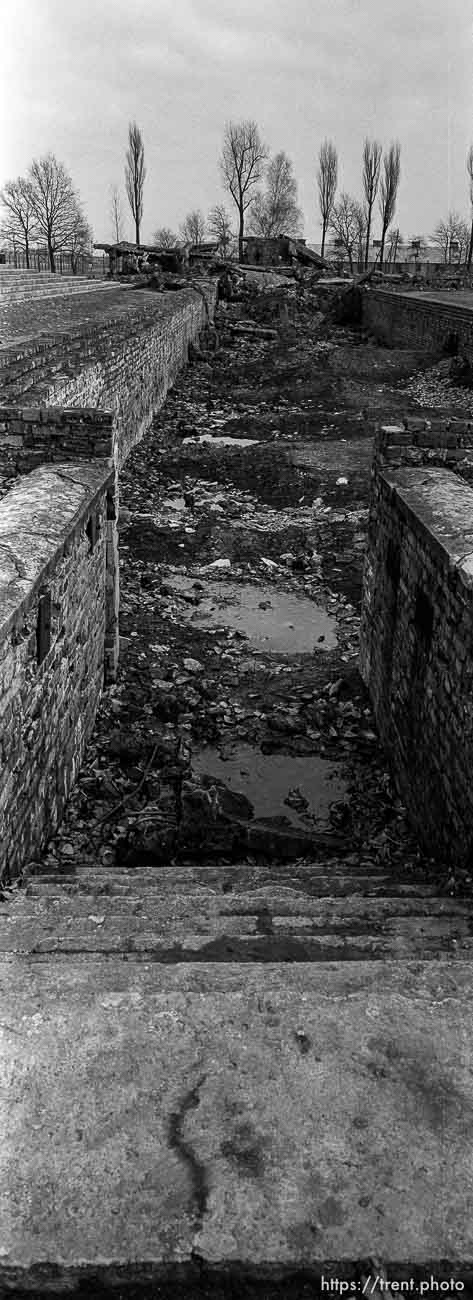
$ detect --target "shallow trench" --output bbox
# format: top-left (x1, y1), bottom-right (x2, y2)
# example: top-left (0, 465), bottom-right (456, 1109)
top-left (31, 299), bottom-right (460, 930)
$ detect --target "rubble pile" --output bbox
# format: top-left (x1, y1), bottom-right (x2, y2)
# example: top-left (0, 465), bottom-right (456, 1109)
top-left (30, 270), bottom-right (462, 897)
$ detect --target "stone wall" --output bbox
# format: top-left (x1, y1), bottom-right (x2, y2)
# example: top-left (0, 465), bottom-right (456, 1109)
top-left (0, 283), bottom-right (217, 466)
top-left (0, 462), bottom-right (114, 882)
top-left (0, 407), bottom-right (115, 478)
top-left (372, 414), bottom-right (473, 475)
top-left (0, 280), bottom-right (216, 880)
top-left (362, 287), bottom-right (473, 352)
top-left (360, 440), bottom-right (473, 868)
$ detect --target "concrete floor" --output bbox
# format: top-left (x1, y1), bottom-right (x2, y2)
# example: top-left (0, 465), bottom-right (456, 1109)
top-left (1, 960), bottom-right (473, 1286)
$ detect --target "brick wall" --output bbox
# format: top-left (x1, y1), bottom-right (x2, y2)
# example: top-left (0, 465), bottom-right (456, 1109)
top-left (362, 287), bottom-right (473, 352)
top-left (0, 280), bottom-right (216, 881)
top-left (0, 283), bottom-right (217, 466)
top-left (372, 415), bottom-right (473, 475)
top-left (0, 407), bottom-right (115, 479)
top-left (0, 463), bottom-right (114, 882)
top-left (360, 447), bottom-right (473, 868)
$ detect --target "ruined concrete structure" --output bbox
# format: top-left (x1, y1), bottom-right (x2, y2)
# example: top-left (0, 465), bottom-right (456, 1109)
top-left (0, 269), bottom-right (216, 881)
top-left (3, 260), bottom-right (473, 1284)
top-left (95, 240), bottom-right (219, 277)
top-left (360, 415), bottom-right (473, 868)
top-left (242, 235), bottom-right (327, 269)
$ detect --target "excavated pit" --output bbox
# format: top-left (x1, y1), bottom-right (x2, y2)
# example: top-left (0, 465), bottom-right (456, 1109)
top-left (31, 279), bottom-right (466, 904)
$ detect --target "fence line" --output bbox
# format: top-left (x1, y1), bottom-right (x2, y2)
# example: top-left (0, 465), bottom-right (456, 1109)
top-left (0, 249), bottom-right (105, 276)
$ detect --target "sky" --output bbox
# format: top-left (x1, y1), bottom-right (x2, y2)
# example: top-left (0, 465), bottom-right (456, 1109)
top-left (2, 0), bottom-right (472, 247)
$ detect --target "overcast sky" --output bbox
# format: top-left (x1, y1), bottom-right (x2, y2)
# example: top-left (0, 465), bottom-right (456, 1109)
top-left (2, 0), bottom-right (472, 246)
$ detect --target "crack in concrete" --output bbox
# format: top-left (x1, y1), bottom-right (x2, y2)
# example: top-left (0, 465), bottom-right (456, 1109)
top-left (168, 1072), bottom-right (209, 1222)
top-left (52, 467), bottom-right (111, 491)
top-left (0, 543), bottom-right (28, 580)
top-left (455, 548), bottom-right (473, 566)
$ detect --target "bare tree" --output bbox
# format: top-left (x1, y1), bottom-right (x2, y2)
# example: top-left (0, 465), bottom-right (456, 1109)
top-left (330, 192), bottom-right (359, 271)
top-left (220, 119), bottom-right (268, 261)
top-left (179, 209), bottom-right (206, 244)
top-left (378, 142), bottom-right (401, 269)
top-left (466, 146), bottom-right (473, 270)
top-left (207, 204), bottom-right (234, 258)
top-left (386, 226), bottom-right (402, 265)
top-left (0, 177), bottom-right (37, 268)
top-left (432, 211), bottom-right (467, 264)
top-left (28, 154), bottom-right (83, 272)
top-left (353, 201), bottom-right (368, 270)
top-left (432, 218), bottom-right (451, 263)
top-left (110, 185), bottom-right (124, 243)
top-left (317, 139), bottom-right (338, 258)
top-left (362, 138), bottom-right (382, 269)
top-left (68, 210), bottom-right (93, 274)
top-left (153, 226), bottom-right (177, 248)
top-left (455, 218), bottom-right (470, 265)
top-left (125, 121), bottom-right (146, 247)
top-left (248, 150), bottom-right (303, 238)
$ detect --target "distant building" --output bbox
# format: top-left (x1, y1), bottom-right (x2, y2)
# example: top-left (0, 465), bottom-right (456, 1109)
top-left (242, 235), bottom-right (327, 269)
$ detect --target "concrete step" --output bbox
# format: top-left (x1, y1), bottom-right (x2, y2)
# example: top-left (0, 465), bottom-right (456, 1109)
top-left (1, 958), bottom-right (472, 1284)
top-left (22, 861), bottom-right (438, 889)
top-left (0, 286), bottom-right (118, 308)
top-left (0, 272), bottom-right (92, 286)
top-left (0, 275), bottom-right (106, 288)
top-left (0, 914), bottom-right (470, 961)
top-left (22, 873), bottom-right (441, 899)
top-left (7, 888), bottom-right (468, 921)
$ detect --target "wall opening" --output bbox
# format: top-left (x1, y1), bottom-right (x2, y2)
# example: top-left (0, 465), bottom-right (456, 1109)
top-left (36, 591), bottom-right (52, 665)
top-left (106, 488), bottom-right (116, 521)
top-left (86, 512), bottom-right (99, 551)
top-left (444, 331), bottom-right (459, 356)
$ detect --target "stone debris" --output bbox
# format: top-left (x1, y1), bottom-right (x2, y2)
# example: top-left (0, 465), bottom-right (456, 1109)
top-left (21, 274), bottom-right (458, 898)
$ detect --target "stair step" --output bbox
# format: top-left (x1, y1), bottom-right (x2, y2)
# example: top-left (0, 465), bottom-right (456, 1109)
top-left (0, 913), bottom-right (470, 960)
top-left (19, 877), bottom-right (442, 902)
top-left (23, 861), bottom-right (435, 886)
top-left (9, 891), bottom-right (467, 920)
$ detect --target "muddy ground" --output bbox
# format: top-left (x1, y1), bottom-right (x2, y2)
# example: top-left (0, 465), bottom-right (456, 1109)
top-left (29, 281), bottom-right (471, 898)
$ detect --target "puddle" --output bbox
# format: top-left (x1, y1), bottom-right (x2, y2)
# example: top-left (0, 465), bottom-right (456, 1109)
top-left (182, 434), bottom-right (259, 447)
top-left (169, 577), bottom-right (337, 653)
top-left (193, 743), bottom-right (347, 828)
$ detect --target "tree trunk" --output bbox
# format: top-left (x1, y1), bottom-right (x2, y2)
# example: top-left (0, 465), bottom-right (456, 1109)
top-left (467, 218), bottom-right (473, 271)
top-left (364, 204), bottom-right (372, 270)
top-left (48, 240), bottom-right (56, 272)
top-left (379, 225), bottom-right (387, 271)
top-left (321, 217), bottom-right (327, 258)
top-left (25, 235), bottom-right (30, 271)
top-left (134, 182), bottom-right (140, 247)
top-left (238, 206), bottom-right (244, 262)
